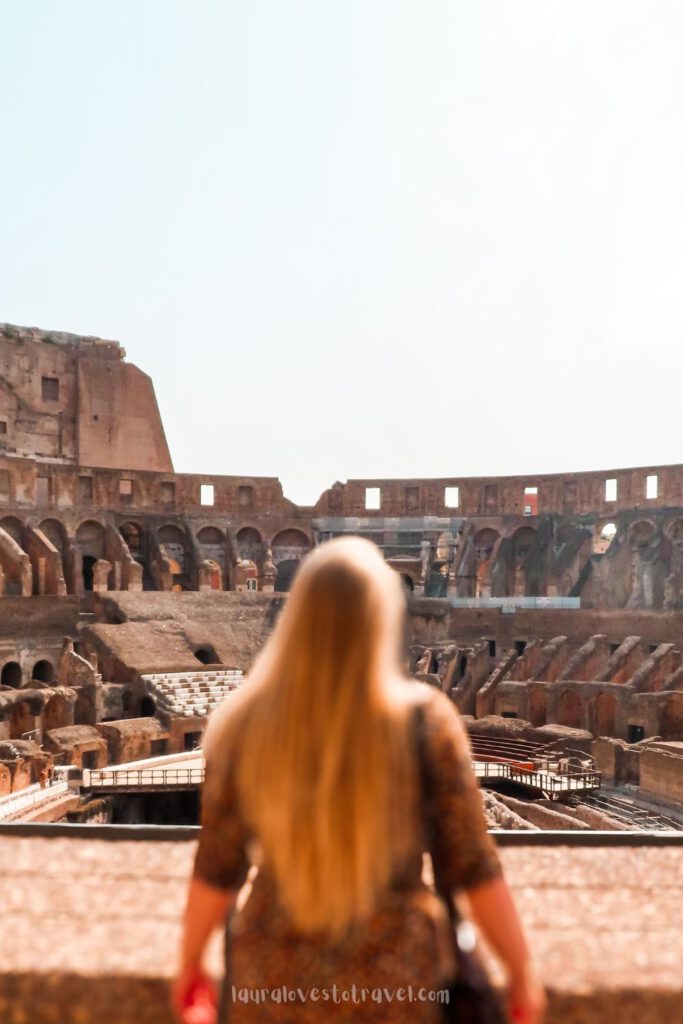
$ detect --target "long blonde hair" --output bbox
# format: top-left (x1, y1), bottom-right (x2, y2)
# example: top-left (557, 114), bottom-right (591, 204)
top-left (203, 536), bottom-right (417, 936)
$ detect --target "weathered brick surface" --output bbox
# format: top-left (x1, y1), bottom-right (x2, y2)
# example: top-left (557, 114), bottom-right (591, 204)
top-left (0, 836), bottom-right (681, 1024)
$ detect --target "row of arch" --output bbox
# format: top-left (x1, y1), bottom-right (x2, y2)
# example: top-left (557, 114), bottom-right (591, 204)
top-left (0, 515), bottom-right (312, 595)
top-left (0, 689), bottom-right (86, 740)
top-left (468, 526), bottom-right (539, 598)
top-left (594, 517), bottom-right (683, 551)
top-left (464, 517), bottom-right (683, 603)
top-left (1, 659), bottom-right (55, 688)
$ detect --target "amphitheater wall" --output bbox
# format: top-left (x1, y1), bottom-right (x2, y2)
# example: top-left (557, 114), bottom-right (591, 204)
top-left (640, 744), bottom-right (683, 806)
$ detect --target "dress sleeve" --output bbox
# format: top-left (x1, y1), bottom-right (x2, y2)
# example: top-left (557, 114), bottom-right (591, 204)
top-left (192, 750), bottom-right (250, 890)
top-left (421, 688), bottom-right (503, 893)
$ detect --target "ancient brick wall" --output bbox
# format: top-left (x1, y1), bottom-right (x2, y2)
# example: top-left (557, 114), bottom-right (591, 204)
top-left (640, 745), bottom-right (683, 804)
top-left (0, 324), bottom-right (172, 473)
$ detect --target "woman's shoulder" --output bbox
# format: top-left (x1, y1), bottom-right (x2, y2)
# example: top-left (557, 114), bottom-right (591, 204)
top-left (398, 680), bottom-right (469, 744)
top-left (405, 684), bottom-right (471, 757)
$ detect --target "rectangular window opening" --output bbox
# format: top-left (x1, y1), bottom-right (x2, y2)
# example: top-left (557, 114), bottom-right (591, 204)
top-left (563, 480), bottom-right (578, 506)
top-left (36, 476), bottom-right (50, 505)
top-left (41, 376), bottom-right (59, 401)
top-left (444, 486), bottom-right (459, 509)
top-left (0, 421), bottom-right (6, 435)
top-left (119, 479), bottom-right (133, 503)
top-left (484, 484), bottom-right (498, 511)
top-left (238, 485), bottom-right (254, 508)
top-left (365, 486), bottom-right (381, 511)
top-left (405, 485), bottom-right (420, 512)
top-left (523, 486), bottom-right (538, 517)
top-left (646, 474), bottom-right (658, 500)
top-left (78, 476), bottom-right (93, 503)
top-left (200, 484), bottom-right (215, 506)
top-left (605, 478), bottom-right (618, 502)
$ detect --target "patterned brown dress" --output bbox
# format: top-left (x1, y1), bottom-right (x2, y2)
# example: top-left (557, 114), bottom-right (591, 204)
top-left (193, 684), bottom-right (502, 1023)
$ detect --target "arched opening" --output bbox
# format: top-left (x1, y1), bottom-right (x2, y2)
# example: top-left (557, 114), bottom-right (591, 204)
top-left (0, 518), bottom-right (26, 595)
top-left (628, 521), bottom-right (663, 609)
top-left (158, 525), bottom-right (186, 567)
top-left (236, 527), bottom-right (263, 564)
top-left (197, 526), bottom-right (225, 562)
top-left (120, 521), bottom-right (154, 590)
top-left (76, 520), bottom-right (105, 557)
top-left (594, 691), bottom-right (617, 737)
top-left (31, 659), bottom-right (55, 684)
top-left (556, 690), bottom-right (583, 730)
top-left (271, 530), bottom-right (310, 592)
top-left (38, 518), bottom-right (67, 553)
top-left (82, 555), bottom-right (97, 592)
top-left (123, 522), bottom-right (152, 588)
top-left (593, 522), bottom-right (617, 555)
top-left (0, 662), bottom-right (22, 688)
top-left (194, 645), bottom-right (219, 665)
top-left (275, 559), bottom-right (300, 593)
top-left (0, 516), bottom-right (24, 546)
top-left (140, 696), bottom-right (156, 718)
top-left (76, 520), bottom-right (105, 592)
top-left (158, 524), bottom-right (191, 589)
top-left (510, 526), bottom-right (537, 596)
top-left (120, 522), bottom-right (142, 554)
top-left (197, 527), bottom-right (226, 590)
top-left (271, 529), bottom-right (310, 560)
top-left (631, 521), bottom-right (656, 546)
top-left (472, 529), bottom-right (499, 598)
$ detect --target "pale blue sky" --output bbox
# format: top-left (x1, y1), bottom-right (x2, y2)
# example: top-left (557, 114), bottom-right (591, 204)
top-left (2, 2), bottom-right (683, 504)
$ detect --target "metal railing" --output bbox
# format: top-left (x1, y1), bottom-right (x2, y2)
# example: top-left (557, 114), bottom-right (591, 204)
top-left (0, 780), bottom-right (69, 820)
top-left (580, 792), bottom-right (683, 831)
top-left (474, 760), bottom-right (601, 792)
top-left (85, 767), bottom-right (205, 789)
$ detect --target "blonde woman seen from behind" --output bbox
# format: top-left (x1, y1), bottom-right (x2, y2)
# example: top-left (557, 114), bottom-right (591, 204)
top-left (173, 537), bottom-right (546, 1024)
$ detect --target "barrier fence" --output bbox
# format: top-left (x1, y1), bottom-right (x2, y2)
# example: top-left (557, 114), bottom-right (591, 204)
top-left (85, 767), bottom-right (205, 789)
top-left (0, 780), bottom-right (69, 820)
top-left (474, 761), bottom-right (601, 792)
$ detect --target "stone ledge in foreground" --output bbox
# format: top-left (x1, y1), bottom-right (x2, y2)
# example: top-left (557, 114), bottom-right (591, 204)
top-left (0, 836), bottom-right (680, 1024)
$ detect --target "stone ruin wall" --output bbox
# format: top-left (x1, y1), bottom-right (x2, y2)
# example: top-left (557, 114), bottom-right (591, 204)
top-left (5, 440), bottom-right (683, 610)
top-left (2, 322), bottom-right (683, 814)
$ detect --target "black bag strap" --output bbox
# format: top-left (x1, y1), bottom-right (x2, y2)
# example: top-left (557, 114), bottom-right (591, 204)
top-left (414, 702), bottom-right (509, 1022)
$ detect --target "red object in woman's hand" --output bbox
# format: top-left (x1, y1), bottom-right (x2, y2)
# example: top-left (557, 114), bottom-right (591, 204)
top-left (178, 973), bottom-right (218, 1024)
